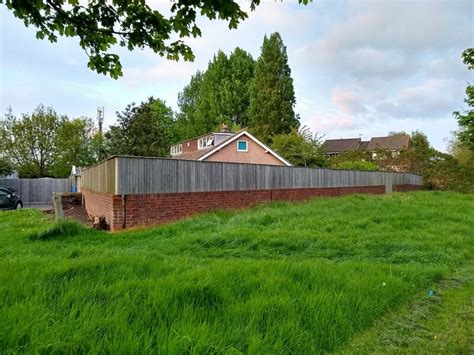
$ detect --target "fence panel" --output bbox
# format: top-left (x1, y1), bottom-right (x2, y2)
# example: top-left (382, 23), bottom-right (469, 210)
top-left (81, 158), bottom-right (116, 194)
top-left (0, 178), bottom-right (69, 205)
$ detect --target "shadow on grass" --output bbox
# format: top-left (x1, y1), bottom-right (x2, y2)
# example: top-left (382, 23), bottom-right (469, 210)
top-left (29, 219), bottom-right (100, 241)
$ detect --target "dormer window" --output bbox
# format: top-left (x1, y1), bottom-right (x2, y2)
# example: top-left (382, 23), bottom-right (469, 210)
top-left (170, 144), bottom-right (182, 155)
top-left (198, 136), bottom-right (214, 149)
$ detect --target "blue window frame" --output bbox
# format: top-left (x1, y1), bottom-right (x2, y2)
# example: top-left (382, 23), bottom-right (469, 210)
top-left (237, 140), bottom-right (248, 152)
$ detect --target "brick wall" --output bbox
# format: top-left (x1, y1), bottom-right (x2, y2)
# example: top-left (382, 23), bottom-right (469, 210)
top-left (82, 189), bottom-right (123, 230)
top-left (82, 185), bottom-right (392, 231)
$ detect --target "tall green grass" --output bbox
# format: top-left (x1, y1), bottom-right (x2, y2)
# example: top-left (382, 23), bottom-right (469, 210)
top-left (0, 192), bottom-right (472, 353)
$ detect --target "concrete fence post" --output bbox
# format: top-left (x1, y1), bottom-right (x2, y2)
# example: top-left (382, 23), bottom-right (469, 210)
top-left (52, 193), bottom-right (64, 221)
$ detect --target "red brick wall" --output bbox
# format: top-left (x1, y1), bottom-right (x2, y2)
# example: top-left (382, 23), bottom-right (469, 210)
top-left (82, 189), bottom-right (123, 230)
top-left (83, 185), bottom-right (389, 231)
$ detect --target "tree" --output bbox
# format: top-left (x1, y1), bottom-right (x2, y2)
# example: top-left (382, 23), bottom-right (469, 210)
top-left (1, 105), bottom-right (62, 177)
top-left (0, 157), bottom-right (14, 177)
top-left (52, 118), bottom-right (97, 177)
top-left (176, 70), bottom-right (204, 140)
top-left (1, 1), bottom-right (309, 78)
top-left (228, 47), bottom-right (255, 127)
top-left (176, 47), bottom-right (255, 139)
top-left (271, 127), bottom-right (324, 167)
top-left (453, 48), bottom-right (474, 151)
top-left (249, 32), bottom-right (300, 143)
top-left (196, 51), bottom-right (232, 132)
top-left (106, 97), bottom-right (175, 157)
top-left (400, 131), bottom-right (433, 175)
top-left (1, 105), bottom-right (100, 178)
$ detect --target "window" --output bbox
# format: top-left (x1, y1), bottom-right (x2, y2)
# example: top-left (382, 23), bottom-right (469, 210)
top-left (170, 144), bottom-right (182, 155)
top-left (237, 140), bottom-right (248, 152)
top-left (198, 136), bottom-right (213, 149)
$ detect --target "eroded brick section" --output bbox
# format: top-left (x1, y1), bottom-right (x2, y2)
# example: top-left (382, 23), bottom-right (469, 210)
top-left (393, 184), bottom-right (423, 192)
top-left (82, 189), bottom-right (123, 230)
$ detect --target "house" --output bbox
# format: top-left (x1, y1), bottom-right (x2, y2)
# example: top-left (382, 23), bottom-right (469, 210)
top-left (322, 136), bottom-right (410, 158)
top-left (321, 138), bottom-right (363, 157)
top-left (169, 128), bottom-right (291, 166)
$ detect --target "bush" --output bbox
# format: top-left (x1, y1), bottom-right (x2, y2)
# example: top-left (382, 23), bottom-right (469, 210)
top-left (332, 160), bottom-right (379, 171)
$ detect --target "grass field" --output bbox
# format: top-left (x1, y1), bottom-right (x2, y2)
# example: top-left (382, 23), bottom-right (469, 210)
top-left (0, 192), bottom-right (473, 353)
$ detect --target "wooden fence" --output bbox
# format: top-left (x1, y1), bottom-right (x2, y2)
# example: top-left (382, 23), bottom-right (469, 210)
top-left (80, 156), bottom-right (422, 195)
top-left (0, 178), bottom-right (70, 205)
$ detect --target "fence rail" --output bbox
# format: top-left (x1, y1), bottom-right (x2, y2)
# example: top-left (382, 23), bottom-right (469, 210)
top-left (0, 178), bottom-right (70, 205)
top-left (80, 156), bottom-right (423, 195)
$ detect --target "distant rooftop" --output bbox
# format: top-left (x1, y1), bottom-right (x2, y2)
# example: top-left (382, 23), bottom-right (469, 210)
top-left (322, 135), bottom-right (410, 154)
top-left (321, 138), bottom-right (361, 153)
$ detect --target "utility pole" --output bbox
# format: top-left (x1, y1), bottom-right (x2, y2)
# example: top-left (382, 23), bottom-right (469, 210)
top-left (97, 106), bottom-right (104, 134)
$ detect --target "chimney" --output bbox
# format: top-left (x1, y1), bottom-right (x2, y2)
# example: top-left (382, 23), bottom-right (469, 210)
top-left (220, 123), bottom-right (229, 133)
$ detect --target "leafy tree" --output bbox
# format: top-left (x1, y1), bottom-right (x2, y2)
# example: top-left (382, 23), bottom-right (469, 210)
top-left (399, 131), bottom-right (433, 175)
top-left (423, 150), bottom-right (474, 193)
top-left (176, 47), bottom-right (255, 139)
top-left (196, 51), bottom-right (232, 132)
top-left (176, 70), bottom-right (204, 140)
top-left (90, 131), bottom-right (108, 162)
top-left (453, 48), bottom-right (474, 151)
top-left (52, 118), bottom-right (97, 177)
top-left (388, 131), bottom-right (409, 136)
top-left (106, 97), bottom-right (175, 157)
top-left (0, 157), bottom-right (14, 177)
top-left (271, 127), bottom-right (324, 167)
top-left (1, 105), bottom-right (100, 178)
top-left (228, 47), bottom-right (255, 127)
top-left (249, 32), bottom-right (300, 143)
top-left (1, 1), bottom-right (310, 78)
top-left (1, 105), bottom-right (62, 177)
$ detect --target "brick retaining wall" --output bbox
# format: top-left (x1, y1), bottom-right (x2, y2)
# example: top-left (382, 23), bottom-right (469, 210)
top-left (81, 185), bottom-right (401, 231)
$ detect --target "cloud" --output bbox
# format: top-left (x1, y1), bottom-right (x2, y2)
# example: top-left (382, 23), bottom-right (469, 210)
top-left (298, 0), bottom-right (472, 81)
top-left (331, 87), bottom-right (368, 115)
top-left (375, 79), bottom-right (464, 119)
top-left (123, 60), bottom-right (197, 87)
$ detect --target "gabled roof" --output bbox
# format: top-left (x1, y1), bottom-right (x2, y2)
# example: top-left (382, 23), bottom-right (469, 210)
top-left (366, 136), bottom-right (410, 151)
top-left (173, 132), bottom-right (237, 161)
top-left (198, 130), bottom-right (292, 166)
top-left (321, 138), bottom-right (361, 153)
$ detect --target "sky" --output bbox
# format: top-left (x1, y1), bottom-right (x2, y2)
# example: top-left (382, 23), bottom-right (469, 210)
top-left (0, 0), bottom-right (473, 152)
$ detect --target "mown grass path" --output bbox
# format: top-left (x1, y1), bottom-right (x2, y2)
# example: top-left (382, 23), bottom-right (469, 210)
top-left (0, 192), bottom-right (473, 353)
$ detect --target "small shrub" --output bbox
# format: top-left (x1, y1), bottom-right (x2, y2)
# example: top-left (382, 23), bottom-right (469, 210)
top-left (29, 220), bottom-right (92, 241)
top-left (333, 160), bottom-right (379, 171)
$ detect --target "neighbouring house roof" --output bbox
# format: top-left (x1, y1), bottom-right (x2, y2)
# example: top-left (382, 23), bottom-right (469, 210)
top-left (321, 138), bottom-right (361, 153)
top-left (173, 147), bottom-right (218, 161)
top-left (174, 130), bottom-right (292, 166)
top-left (366, 136), bottom-right (410, 151)
top-left (357, 141), bottom-right (370, 151)
top-left (176, 131), bottom-right (234, 145)
top-left (322, 136), bottom-right (410, 154)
